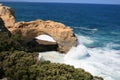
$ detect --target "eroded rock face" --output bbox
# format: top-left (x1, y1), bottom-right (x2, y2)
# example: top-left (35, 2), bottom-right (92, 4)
top-left (0, 4), bottom-right (77, 53)
top-left (0, 4), bottom-right (16, 28)
top-left (10, 20), bottom-right (77, 53)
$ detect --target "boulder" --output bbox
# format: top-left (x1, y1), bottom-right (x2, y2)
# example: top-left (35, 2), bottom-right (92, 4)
top-left (0, 4), bottom-right (16, 28)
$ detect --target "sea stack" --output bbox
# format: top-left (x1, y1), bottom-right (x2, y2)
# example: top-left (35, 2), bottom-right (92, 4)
top-left (0, 4), bottom-right (77, 53)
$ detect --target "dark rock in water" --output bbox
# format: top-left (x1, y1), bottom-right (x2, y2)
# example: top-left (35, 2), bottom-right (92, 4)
top-left (26, 38), bottom-right (58, 52)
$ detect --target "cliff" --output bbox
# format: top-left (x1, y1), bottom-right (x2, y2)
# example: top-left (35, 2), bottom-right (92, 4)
top-left (0, 4), bottom-right (77, 53)
top-left (0, 4), bottom-right (15, 28)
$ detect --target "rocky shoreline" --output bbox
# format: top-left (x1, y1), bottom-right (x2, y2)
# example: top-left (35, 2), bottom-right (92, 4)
top-left (0, 4), bottom-right (103, 80)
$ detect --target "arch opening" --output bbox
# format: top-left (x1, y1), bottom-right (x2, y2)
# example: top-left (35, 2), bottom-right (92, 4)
top-left (26, 34), bottom-right (58, 52)
top-left (35, 34), bottom-right (56, 43)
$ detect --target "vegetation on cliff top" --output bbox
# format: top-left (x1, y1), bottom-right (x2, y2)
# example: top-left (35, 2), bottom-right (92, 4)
top-left (0, 32), bottom-right (25, 52)
top-left (0, 32), bottom-right (103, 80)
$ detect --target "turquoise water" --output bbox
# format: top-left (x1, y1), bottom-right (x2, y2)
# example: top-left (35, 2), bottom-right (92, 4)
top-left (1, 2), bottom-right (120, 80)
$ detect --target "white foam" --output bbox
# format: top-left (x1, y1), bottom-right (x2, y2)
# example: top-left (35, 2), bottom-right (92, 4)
top-left (106, 42), bottom-right (120, 49)
top-left (76, 34), bottom-right (94, 44)
top-left (38, 35), bottom-right (120, 80)
top-left (74, 27), bottom-right (98, 31)
top-left (39, 51), bottom-right (64, 63)
top-left (64, 44), bottom-right (89, 60)
top-left (111, 31), bottom-right (120, 35)
top-left (64, 44), bottom-right (120, 80)
top-left (74, 27), bottom-right (98, 34)
top-left (35, 35), bottom-right (56, 42)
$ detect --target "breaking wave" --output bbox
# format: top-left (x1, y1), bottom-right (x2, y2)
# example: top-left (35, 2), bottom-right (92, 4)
top-left (76, 34), bottom-right (94, 45)
top-left (74, 27), bottom-right (98, 34)
top-left (64, 35), bottom-right (120, 80)
top-left (39, 34), bottom-right (120, 80)
top-left (74, 27), bottom-right (98, 31)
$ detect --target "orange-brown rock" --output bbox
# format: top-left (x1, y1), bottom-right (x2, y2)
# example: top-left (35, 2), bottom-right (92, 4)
top-left (0, 4), bottom-right (16, 28)
top-left (10, 20), bottom-right (77, 53)
top-left (0, 4), bottom-right (77, 53)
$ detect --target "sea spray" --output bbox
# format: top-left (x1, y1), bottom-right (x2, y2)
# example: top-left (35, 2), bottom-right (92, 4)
top-left (39, 51), bottom-right (64, 63)
top-left (38, 34), bottom-right (120, 80)
top-left (76, 34), bottom-right (94, 45)
top-left (38, 37), bottom-right (120, 80)
top-left (64, 41), bottom-right (120, 80)
top-left (64, 44), bottom-right (90, 60)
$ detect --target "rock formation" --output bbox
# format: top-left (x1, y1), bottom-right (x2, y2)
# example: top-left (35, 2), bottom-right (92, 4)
top-left (10, 20), bottom-right (77, 53)
top-left (0, 4), bottom-right (16, 28)
top-left (0, 4), bottom-right (77, 53)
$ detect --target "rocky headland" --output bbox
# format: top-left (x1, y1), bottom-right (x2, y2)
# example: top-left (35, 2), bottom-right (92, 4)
top-left (0, 4), bottom-right (103, 80)
top-left (0, 4), bottom-right (77, 53)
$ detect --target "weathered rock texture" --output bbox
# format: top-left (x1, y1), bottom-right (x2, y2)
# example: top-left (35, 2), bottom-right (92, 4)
top-left (0, 4), bottom-right (16, 28)
top-left (0, 4), bottom-right (77, 53)
top-left (11, 20), bottom-right (77, 53)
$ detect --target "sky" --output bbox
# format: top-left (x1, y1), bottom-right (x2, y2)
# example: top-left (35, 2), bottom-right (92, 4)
top-left (1, 0), bottom-right (120, 5)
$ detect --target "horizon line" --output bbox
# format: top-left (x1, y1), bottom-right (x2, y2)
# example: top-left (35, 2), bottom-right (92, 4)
top-left (1, 1), bottom-right (120, 5)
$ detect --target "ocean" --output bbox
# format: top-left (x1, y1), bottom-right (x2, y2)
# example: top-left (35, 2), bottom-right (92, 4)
top-left (1, 2), bottom-right (120, 80)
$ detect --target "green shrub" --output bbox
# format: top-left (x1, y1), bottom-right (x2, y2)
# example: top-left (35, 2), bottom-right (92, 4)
top-left (0, 50), bottom-right (103, 80)
top-left (0, 32), bottom-right (103, 80)
top-left (0, 32), bottom-right (25, 52)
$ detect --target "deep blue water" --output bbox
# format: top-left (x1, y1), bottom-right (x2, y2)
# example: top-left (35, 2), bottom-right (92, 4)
top-left (1, 2), bottom-right (120, 49)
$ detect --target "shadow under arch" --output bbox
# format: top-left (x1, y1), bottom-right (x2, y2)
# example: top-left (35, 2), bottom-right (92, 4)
top-left (0, 17), bottom-right (11, 34)
top-left (26, 34), bottom-right (58, 52)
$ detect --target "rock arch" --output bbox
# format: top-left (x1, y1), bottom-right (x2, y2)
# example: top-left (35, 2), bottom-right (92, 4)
top-left (0, 4), bottom-right (77, 53)
top-left (11, 20), bottom-right (77, 53)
